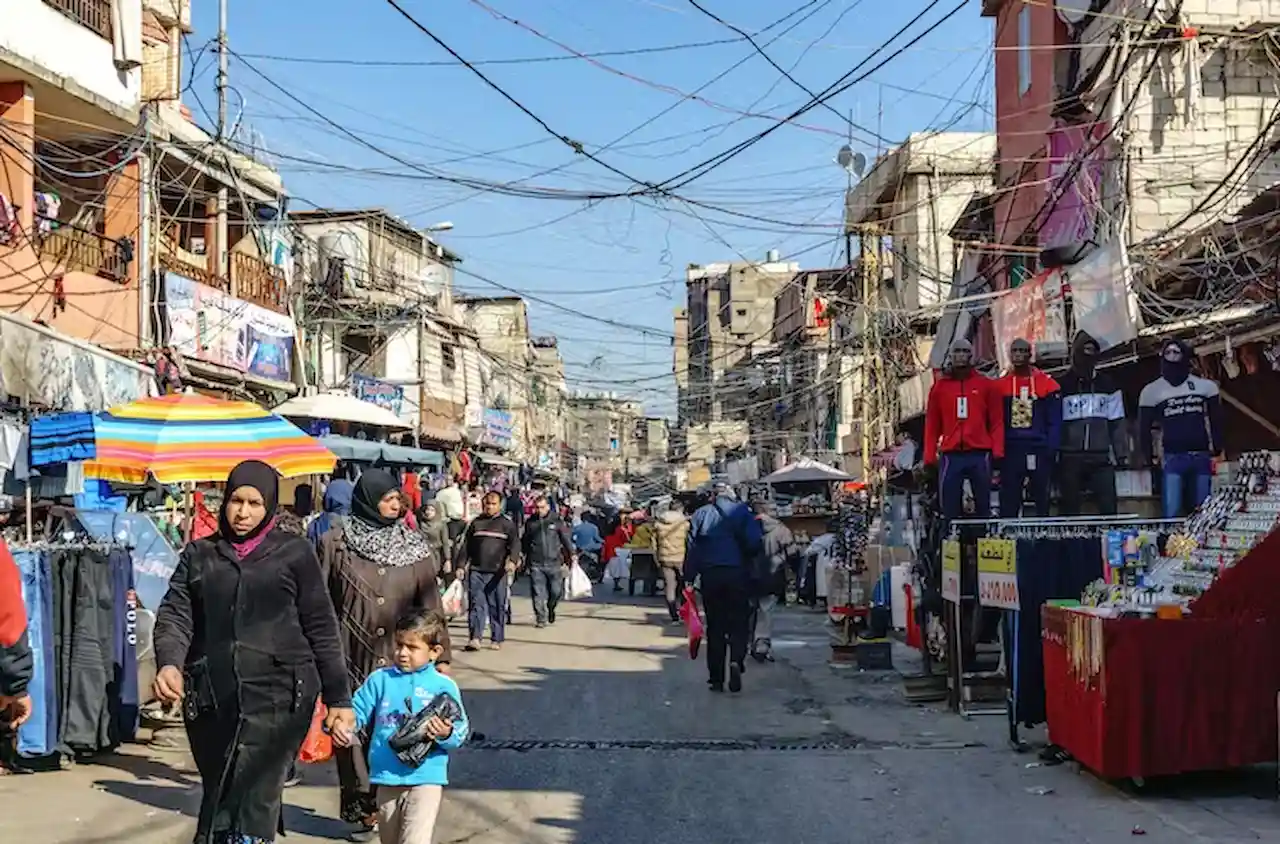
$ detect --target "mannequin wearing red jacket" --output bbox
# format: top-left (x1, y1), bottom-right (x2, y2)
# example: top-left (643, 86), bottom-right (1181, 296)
top-left (924, 338), bottom-right (1005, 520)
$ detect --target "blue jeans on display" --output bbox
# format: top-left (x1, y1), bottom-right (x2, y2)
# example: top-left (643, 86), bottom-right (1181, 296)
top-left (14, 551), bottom-right (56, 757)
top-left (939, 451), bottom-right (992, 521)
top-left (467, 569), bottom-right (510, 643)
top-left (1162, 451), bottom-right (1213, 519)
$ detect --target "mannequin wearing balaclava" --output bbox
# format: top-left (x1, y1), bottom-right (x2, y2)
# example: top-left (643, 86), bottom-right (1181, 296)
top-left (1056, 331), bottom-right (1128, 515)
top-left (996, 338), bottom-right (1061, 517)
top-left (1138, 339), bottom-right (1223, 518)
top-left (924, 338), bottom-right (1004, 520)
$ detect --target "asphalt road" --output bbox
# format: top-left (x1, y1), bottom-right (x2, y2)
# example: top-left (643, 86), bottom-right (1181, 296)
top-left (4, 581), bottom-right (1279, 843)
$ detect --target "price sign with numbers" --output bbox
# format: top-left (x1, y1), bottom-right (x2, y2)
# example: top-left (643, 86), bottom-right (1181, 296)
top-left (941, 540), bottom-right (961, 603)
top-left (976, 538), bottom-right (1018, 610)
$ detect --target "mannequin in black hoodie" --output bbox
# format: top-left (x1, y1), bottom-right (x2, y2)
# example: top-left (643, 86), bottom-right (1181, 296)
top-left (1056, 332), bottom-right (1127, 515)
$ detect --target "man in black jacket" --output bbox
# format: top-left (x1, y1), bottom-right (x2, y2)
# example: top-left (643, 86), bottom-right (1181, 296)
top-left (456, 491), bottom-right (521, 651)
top-left (1057, 331), bottom-right (1128, 515)
top-left (522, 496), bottom-right (575, 628)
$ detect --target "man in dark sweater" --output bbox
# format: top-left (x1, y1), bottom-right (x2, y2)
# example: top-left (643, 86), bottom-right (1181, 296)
top-left (456, 491), bottom-right (521, 651)
top-left (522, 496), bottom-right (575, 628)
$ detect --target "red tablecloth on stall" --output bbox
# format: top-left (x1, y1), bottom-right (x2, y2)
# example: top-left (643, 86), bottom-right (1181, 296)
top-left (1042, 606), bottom-right (1280, 779)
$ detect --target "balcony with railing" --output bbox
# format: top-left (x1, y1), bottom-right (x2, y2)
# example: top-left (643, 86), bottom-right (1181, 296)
top-left (36, 225), bottom-right (131, 282)
top-left (42, 0), bottom-right (113, 40)
top-left (231, 252), bottom-right (288, 314)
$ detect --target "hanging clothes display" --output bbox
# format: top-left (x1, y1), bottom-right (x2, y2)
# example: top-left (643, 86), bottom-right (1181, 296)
top-left (29, 413), bottom-right (97, 467)
top-left (14, 550), bottom-right (56, 757)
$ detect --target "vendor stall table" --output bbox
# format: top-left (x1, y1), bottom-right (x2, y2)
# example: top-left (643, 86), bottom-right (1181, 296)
top-left (1042, 606), bottom-right (1280, 780)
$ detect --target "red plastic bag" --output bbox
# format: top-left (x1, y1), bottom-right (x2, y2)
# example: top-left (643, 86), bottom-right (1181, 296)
top-left (679, 586), bottom-right (704, 660)
top-left (298, 700), bottom-right (332, 764)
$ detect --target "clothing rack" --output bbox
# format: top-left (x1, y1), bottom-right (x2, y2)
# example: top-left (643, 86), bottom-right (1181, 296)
top-left (943, 514), bottom-right (1184, 749)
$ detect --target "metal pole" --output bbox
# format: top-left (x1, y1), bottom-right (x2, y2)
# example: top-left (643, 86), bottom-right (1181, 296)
top-left (215, 0), bottom-right (229, 284)
top-left (859, 225), bottom-right (878, 478)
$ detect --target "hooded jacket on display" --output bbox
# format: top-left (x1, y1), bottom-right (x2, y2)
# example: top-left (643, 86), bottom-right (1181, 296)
top-left (1057, 332), bottom-right (1129, 459)
top-left (1138, 339), bottom-right (1223, 459)
top-left (923, 370), bottom-right (1005, 464)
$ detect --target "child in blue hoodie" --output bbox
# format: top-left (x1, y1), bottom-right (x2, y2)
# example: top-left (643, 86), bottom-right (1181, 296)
top-left (333, 609), bottom-right (469, 844)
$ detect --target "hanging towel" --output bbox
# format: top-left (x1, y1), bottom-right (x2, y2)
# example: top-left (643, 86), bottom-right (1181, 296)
top-left (111, 0), bottom-right (143, 70)
top-left (30, 413), bottom-right (96, 467)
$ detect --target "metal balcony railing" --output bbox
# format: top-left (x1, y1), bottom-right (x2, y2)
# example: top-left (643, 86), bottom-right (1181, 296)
top-left (37, 226), bottom-right (129, 282)
top-left (230, 252), bottom-right (289, 314)
top-left (42, 0), bottom-right (113, 40)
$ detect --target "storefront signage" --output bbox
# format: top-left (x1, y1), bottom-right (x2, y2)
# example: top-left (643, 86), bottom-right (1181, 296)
top-left (0, 311), bottom-right (154, 411)
top-left (941, 539), bottom-right (961, 603)
top-left (480, 408), bottom-right (514, 450)
top-left (350, 374), bottom-right (404, 417)
top-left (991, 269), bottom-right (1067, 371)
top-left (164, 272), bottom-right (296, 382)
top-left (976, 537), bottom-right (1018, 610)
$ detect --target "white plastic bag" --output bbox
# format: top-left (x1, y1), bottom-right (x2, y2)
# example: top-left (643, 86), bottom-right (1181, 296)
top-left (567, 561), bottom-right (594, 600)
top-left (440, 579), bottom-right (464, 617)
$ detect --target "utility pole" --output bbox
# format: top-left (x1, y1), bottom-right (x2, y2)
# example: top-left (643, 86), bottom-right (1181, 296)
top-left (215, 0), bottom-right (230, 286)
top-left (859, 223), bottom-right (880, 479)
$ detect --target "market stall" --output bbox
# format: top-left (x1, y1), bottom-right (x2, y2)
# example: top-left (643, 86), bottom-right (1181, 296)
top-left (1042, 450), bottom-right (1280, 781)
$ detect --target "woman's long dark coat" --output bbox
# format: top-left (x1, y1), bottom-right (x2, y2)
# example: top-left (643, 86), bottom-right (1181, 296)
top-left (153, 530), bottom-right (350, 843)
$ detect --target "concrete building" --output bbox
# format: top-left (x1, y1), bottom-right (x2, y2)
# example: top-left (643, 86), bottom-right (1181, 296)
top-left (530, 336), bottom-right (568, 470)
top-left (0, 0), bottom-right (146, 352)
top-left (458, 295), bottom-right (535, 459)
top-left (677, 256), bottom-right (800, 430)
top-left (566, 393), bottom-right (645, 479)
top-left (291, 208), bottom-right (474, 444)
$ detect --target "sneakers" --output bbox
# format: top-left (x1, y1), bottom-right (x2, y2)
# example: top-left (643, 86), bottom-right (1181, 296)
top-left (488, 641), bottom-right (502, 651)
top-left (728, 663), bottom-right (743, 694)
top-left (535, 620), bottom-right (547, 629)
top-left (708, 681), bottom-right (725, 693)
top-left (465, 639), bottom-right (481, 652)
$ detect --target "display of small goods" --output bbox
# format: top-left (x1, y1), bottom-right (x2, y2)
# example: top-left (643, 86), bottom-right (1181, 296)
top-left (773, 491), bottom-right (836, 518)
top-left (1083, 451), bottom-right (1280, 614)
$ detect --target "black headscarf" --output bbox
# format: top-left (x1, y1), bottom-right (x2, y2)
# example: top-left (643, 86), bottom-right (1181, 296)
top-left (292, 483), bottom-right (314, 517)
top-left (351, 469), bottom-right (400, 528)
top-left (220, 460), bottom-right (280, 544)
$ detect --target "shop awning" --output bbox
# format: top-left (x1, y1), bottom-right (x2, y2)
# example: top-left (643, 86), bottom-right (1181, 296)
top-left (379, 443), bottom-right (445, 468)
top-left (274, 392), bottom-right (412, 429)
top-left (477, 453), bottom-right (519, 468)
top-left (319, 435), bottom-right (383, 463)
top-left (762, 458), bottom-right (854, 484)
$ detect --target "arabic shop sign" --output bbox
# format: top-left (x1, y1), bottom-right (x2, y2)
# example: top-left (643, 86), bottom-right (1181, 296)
top-left (976, 538), bottom-right (1018, 610)
top-left (480, 408), bottom-right (514, 450)
top-left (350, 373), bottom-right (403, 417)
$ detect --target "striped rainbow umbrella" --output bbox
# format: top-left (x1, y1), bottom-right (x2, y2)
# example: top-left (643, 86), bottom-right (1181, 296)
top-left (84, 393), bottom-right (338, 484)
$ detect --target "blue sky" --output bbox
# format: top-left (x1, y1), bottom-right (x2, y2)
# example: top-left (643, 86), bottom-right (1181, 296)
top-left (188, 0), bottom-right (994, 416)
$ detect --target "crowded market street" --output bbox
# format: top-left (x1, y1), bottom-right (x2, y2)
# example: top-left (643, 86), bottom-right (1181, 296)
top-left (2, 586), bottom-right (1275, 844)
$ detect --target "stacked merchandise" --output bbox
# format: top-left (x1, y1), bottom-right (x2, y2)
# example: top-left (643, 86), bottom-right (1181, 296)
top-left (1078, 451), bottom-right (1280, 613)
top-left (774, 491), bottom-right (836, 518)
top-left (825, 499), bottom-right (871, 610)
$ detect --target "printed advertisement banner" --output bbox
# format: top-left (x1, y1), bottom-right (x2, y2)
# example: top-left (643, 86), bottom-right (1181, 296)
top-left (991, 269), bottom-right (1067, 372)
top-left (1067, 241), bottom-right (1138, 352)
top-left (350, 373), bottom-right (404, 417)
top-left (0, 312), bottom-right (155, 411)
top-left (480, 408), bottom-right (514, 450)
top-left (164, 272), bottom-right (296, 382)
top-left (1041, 120), bottom-right (1108, 252)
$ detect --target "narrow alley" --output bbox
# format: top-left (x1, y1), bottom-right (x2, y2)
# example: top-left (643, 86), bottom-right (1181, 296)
top-left (3, 591), bottom-right (1275, 844)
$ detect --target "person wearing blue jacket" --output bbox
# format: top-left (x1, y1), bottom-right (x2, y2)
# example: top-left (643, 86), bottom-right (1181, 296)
top-left (334, 609), bottom-right (469, 844)
top-left (684, 485), bottom-right (763, 694)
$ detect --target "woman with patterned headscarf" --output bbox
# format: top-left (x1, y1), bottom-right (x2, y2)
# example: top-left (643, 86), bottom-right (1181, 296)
top-left (315, 469), bottom-right (450, 841)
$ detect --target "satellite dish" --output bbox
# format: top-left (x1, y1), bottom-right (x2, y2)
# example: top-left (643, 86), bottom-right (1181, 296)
top-left (837, 145), bottom-right (867, 178)
top-left (1057, 0), bottom-right (1090, 25)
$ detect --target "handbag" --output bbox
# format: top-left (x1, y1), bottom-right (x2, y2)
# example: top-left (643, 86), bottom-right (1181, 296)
top-left (386, 691), bottom-right (464, 768)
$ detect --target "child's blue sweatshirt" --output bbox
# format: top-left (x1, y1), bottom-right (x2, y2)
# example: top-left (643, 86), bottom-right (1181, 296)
top-left (352, 663), bottom-right (469, 787)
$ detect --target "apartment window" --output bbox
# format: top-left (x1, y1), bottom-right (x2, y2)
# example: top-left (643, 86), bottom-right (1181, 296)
top-left (1017, 5), bottom-right (1032, 97)
top-left (441, 342), bottom-right (457, 386)
top-left (43, 0), bottom-right (113, 40)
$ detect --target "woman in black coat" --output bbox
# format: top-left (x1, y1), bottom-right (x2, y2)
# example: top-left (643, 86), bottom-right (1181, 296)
top-left (152, 461), bottom-right (353, 844)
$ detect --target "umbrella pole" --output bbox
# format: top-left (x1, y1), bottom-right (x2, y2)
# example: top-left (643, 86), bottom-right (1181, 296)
top-left (184, 482), bottom-right (194, 544)
top-left (22, 389), bottom-right (30, 543)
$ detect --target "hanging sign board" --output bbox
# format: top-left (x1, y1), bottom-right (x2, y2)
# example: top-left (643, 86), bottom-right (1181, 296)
top-left (941, 539), bottom-right (961, 604)
top-left (977, 537), bottom-right (1018, 610)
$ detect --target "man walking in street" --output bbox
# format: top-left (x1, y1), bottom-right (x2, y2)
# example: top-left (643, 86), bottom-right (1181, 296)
top-left (750, 500), bottom-right (799, 663)
top-left (522, 495), bottom-right (575, 628)
top-left (685, 485), bottom-right (763, 694)
top-left (455, 491), bottom-right (521, 651)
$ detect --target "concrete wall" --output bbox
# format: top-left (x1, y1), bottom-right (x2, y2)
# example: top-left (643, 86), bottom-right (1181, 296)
top-left (0, 0), bottom-right (142, 116)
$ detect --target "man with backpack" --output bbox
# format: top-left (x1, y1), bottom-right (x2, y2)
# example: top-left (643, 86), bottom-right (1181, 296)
top-left (685, 484), bottom-right (764, 694)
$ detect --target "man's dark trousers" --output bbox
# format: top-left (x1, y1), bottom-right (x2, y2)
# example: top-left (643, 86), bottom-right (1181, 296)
top-left (467, 569), bottom-right (509, 643)
top-left (530, 566), bottom-right (564, 624)
top-left (700, 566), bottom-right (750, 685)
